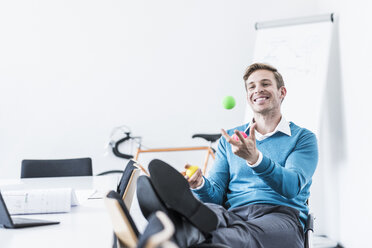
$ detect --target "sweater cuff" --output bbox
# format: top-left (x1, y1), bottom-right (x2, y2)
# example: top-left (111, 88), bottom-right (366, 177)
top-left (251, 155), bottom-right (271, 174)
top-left (192, 176), bottom-right (209, 194)
top-left (246, 151), bottom-right (263, 168)
top-left (192, 177), bottom-right (205, 190)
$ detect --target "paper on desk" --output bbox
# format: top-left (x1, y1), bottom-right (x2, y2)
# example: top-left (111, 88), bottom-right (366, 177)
top-left (2, 188), bottom-right (84, 215)
top-left (74, 189), bottom-right (97, 204)
top-left (88, 189), bottom-right (106, 199)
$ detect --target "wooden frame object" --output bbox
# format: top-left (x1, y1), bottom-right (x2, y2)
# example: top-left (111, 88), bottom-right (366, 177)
top-left (104, 197), bottom-right (138, 248)
top-left (134, 146), bottom-right (216, 175)
top-left (122, 166), bottom-right (141, 209)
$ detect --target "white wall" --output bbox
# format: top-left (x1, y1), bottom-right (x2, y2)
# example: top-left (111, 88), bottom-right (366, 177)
top-left (310, 1), bottom-right (372, 247)
top-left (0, 0), bottom-right (317, 176)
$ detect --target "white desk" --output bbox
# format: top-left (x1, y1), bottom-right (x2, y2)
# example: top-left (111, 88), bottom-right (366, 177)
top-left (0, 176), bottom-right (125, 248)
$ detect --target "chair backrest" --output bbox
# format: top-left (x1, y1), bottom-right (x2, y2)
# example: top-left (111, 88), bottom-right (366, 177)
top-left (117, 160), bottom-right (141, 209)
top-left (21, 158), bottom-right (93, 178)
top-left (104, 191), bottom-right (139, 248)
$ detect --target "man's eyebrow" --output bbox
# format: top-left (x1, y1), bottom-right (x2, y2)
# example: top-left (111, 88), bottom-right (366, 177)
top-left (247, 79), bottom-right (272, 85)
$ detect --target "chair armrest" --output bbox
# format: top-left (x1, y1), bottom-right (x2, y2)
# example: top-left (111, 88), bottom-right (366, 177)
top-left (305, 213), bottom-right (315, 248)
top-left (306, 212), bottom-right (315, 232)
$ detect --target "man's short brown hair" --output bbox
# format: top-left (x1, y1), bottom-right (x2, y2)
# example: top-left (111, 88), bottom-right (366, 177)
top-left (243, 63), bottom-right (284, 90)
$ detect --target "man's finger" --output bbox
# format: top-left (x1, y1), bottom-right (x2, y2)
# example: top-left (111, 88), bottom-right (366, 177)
top-left (221, 129), bottom-right (232, 142)
top-left (235, 129), bottom-right (246, 143)
top-left (190, 168), bottom-right (202, 181)
top-left (222, 129), bottom-right (240, 146)
top-left (189, 169), bottom-right (203, 188)
top-left (249, 123), bottom-right (257, 140)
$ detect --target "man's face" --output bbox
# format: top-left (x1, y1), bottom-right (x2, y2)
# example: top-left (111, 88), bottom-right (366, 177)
top-left (246, 69), bottom-right (286, 115)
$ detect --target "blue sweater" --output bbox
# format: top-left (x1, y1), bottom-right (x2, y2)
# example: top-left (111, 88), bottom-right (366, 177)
top-left (192, 122), bottom-right (318, 228)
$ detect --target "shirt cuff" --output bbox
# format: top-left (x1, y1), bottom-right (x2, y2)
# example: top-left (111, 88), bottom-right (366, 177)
top-left (193, 177), bottom-right (205, 190)
top-left (246, 151), bottom-right (263, 168)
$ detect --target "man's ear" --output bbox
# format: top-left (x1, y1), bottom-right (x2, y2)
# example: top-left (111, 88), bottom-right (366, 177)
top-left (280, 86), bottom-right (287, 102)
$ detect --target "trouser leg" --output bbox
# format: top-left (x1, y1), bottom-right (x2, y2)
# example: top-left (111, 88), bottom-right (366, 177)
top-left (169, 203), bottom-right (304, 248)
top-left (205, 204), bottom-right (304, 248)
top-left (177, 216), bottom-right (207, 247)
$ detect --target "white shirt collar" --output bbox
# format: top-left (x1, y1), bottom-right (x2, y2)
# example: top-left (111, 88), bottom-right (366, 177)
top-left (244, 116), bottom-right (291, 141)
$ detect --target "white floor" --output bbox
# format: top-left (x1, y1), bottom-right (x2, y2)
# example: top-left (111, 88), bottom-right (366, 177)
top-left (314, 235), bottom-right (339, 248)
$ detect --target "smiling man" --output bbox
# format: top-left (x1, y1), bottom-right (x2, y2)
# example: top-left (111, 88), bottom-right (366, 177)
top-left (137, 63), bottom-right (319, 248)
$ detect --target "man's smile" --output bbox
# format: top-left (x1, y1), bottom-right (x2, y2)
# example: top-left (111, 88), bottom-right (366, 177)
top-left (253, 96), bottom-right (269, 104)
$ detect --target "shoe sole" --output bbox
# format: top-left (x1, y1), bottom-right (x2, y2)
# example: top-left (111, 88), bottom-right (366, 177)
top-left (148, 159), bottom-right (218, 233)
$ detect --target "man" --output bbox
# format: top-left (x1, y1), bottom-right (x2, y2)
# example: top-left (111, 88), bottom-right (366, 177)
top-left (137, 63), bottom-right (318, 248)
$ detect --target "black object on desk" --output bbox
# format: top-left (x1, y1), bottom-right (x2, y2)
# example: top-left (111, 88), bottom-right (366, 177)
top-left (0, 192), bottom-right (60, 228)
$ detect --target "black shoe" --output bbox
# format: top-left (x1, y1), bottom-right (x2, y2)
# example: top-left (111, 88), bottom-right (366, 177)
top-left (137, 175), bottom-right (205, 247)
top-left (148, 159), bottom-right (218, 233)
top-left (137, 175), bottom-right (169, 219)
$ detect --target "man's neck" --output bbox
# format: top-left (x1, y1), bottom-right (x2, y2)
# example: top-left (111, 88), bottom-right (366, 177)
top-left (253, 112), bottom-right (282, 135)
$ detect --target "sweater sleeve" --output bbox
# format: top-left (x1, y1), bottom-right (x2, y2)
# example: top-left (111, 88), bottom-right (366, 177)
top-left (192, 137), bottom-right (230, 205)
top-left (251, 131), bottom-right (318, 199)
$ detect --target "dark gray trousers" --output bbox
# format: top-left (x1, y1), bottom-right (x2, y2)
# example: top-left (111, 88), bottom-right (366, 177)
top-left (186, 204), bottom-right (304, 248)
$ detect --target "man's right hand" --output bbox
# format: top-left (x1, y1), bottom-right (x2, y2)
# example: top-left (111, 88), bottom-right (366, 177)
top-left (221, 123), bottom-right (259, 165)
top-left (184, 164), bottom-right (204, 189)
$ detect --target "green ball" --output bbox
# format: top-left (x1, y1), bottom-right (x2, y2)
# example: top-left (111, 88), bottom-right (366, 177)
top-left (222, 96), bottom-right (236, 109)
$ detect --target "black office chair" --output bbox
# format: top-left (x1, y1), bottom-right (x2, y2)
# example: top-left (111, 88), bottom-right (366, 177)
top-left (117, 160), bottom-right (141, 209)
top-left (106, 160), bottom-right (141, 247)
top-left (20, 158), bottom-right (93, 178)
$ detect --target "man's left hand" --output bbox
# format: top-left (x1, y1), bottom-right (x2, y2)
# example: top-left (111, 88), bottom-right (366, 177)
top-left (221, 123), bottom-right (260, 164)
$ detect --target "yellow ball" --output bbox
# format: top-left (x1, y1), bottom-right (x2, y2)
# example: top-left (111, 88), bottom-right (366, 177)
top-left (186, 165), bottom-right (199, 178)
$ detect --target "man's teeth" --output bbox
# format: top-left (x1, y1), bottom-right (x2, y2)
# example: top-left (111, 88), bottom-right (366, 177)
top-left (255, 97), bottom-right (267, 103)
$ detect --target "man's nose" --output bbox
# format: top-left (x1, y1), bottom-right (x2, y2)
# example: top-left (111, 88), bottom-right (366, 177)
top-left (254, 85), bottom-right (264, 93)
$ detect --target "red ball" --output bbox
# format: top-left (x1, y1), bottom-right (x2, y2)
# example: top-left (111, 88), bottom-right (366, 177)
top-left (232, 131), bottom-right (248, 141)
